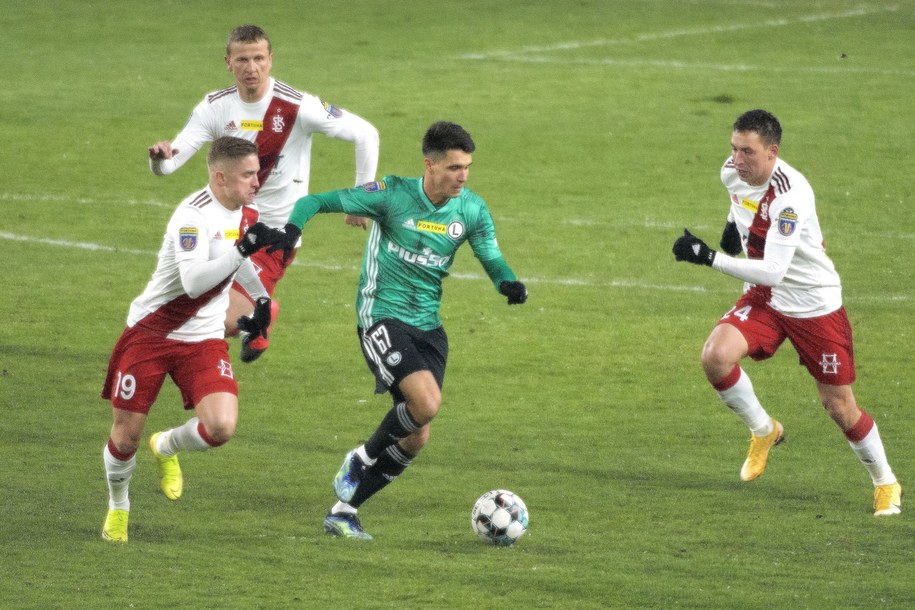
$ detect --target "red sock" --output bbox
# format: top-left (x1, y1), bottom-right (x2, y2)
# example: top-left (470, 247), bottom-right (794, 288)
top-left (107, 438), bottom-right (136, 461)
top-left (711, 365), bottom-right (742, 392)
top-left (844, 410), bottom-right (874, 443)
top-left (197, 422), bottom-right (226, 448)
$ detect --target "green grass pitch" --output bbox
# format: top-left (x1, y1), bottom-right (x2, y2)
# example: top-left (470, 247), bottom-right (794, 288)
top-left (2, 1), bottom-right (913, 607)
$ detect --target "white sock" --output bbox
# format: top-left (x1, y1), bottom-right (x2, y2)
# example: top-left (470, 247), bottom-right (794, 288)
top-left (717, 369), bottom-right (773, 437)
top-left (849, 424), bottom-right (896, 486)
top-left (156, 417), bottom-right (212, 456)
top-left (103, 444), bottom-right (135, 511)
top-left (356, 444), bottom-right (376, 467)
top-left (332, 501), bottom-right (357, 515)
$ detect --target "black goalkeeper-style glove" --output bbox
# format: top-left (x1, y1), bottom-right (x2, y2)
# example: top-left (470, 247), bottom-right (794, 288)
top-left (672, 229), bottom-right (716, 266)
top-left (719, 221), bottom-right (742, 256)
top-left (237, 222), bottom-right (283, 258)
top-left (266, 223), bottom-right (302, 264)
top-left (237, 297), bottom-right (272, 339)
top-left (499, 281), bottom-right (528, 305)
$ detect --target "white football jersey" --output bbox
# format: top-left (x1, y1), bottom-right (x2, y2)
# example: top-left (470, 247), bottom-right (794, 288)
top-left (127, 187), bottom-right (252, 341)
top-left (159, 78), bottom-right (379, 227)
top-left (721, 157), bottom-right (842, 317)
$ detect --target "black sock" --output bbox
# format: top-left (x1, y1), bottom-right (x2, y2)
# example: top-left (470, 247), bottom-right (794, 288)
top-left (364, 402), bottom-right (420, 459)
top-left (350, 444), bottom-right (413, 508)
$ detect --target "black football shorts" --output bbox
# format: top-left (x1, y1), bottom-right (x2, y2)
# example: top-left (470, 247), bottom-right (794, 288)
top-left (358, 318), bottom-right (448, 401)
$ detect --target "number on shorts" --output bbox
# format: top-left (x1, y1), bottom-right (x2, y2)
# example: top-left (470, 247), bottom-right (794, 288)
top-left (722, 305), bottom-right (752, 322)
top-left (368, 324), bottom-right (392, 354)
top-left (113, 371), bottom-right (136, 401)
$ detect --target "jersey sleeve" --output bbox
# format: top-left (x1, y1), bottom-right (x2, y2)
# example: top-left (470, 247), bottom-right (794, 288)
top-left (170, 205), bottom-right (243, 297)
top-left (765, 181), bottom-right (813, 248)
top-left (466, 198), bottom-right (505, 262)
top-left (295, 95), bottom-right (380, 186)
top-left (150, 97), bottom-right (219, 176)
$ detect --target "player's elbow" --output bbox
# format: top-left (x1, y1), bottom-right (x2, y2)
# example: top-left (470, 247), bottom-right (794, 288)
top-left (758, 262), bottom-right (789, 286)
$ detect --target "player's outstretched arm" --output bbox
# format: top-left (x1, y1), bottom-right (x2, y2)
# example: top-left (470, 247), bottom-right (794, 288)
top-left (672, 229), bottom-right (716, 266)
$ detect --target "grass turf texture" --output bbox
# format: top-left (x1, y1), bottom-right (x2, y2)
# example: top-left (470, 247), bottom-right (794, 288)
top-left (2, 0), bottom-right (914, 607)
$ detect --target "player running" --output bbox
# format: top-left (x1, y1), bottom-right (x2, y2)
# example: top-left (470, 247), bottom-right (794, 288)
top-left (271, 121), bottom-right (528, 538)
top-left (148, 24), bottom-right (379, 363)
top-left (672, 109), bottom-right (901, 516)
top-left (102, 137), bottom-right (282, 542)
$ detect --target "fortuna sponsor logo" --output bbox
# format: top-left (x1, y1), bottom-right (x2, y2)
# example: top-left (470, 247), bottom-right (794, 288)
top-left (387, 242), bottom-right (451, 267)
top-left (740, 198), bottom-right (759, 213)
top-left (241, 120), bottom-right (263, 131)
top-left (225, 229), bottom-right (240, 240)
top-left (416, 220), bottom-right (447, 234)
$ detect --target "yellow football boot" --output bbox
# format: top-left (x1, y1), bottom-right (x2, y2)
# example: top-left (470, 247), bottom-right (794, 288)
top-left (149, 432), bottom-right (183, 500)
top-left (102, 509), bottom-right (129, 542)
top-left (740, 418), bottom-right (784, 482)
top-left (873, 482), bottom-right (902, 516)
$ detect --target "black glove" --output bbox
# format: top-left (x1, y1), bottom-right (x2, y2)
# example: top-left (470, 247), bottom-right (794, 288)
top-left (719, 221), bottom-right (742, 256)
top-left (266, 223), bottom-right (302, 264)
top-left (672, 229), bottom-right (716, 266)
top-left (237, 297), bottom-right (272, 339)
top-left (499, 281), bottom-right (528, 305)
top-left (237, 222), bottom-right (283, 258)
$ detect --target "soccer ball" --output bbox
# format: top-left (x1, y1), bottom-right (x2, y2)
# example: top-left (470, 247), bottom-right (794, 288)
top-left (470, 489), bottom-right (529, 546)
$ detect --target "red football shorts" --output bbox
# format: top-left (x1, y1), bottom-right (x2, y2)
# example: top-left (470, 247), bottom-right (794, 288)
top-left (716, 290), bottom-right (856, 385)
top-left (232, 247), bottom-right (298, 302)
top-left (102, 326), bottom-right (238, 414)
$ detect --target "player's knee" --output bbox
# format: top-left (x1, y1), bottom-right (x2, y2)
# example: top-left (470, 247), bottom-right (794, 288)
top-left (202, 416), bottom-right (237, 445)
top-left (408, 390), bottom-right (441, 425)
top-left (701, 339), bottom-right (732, 379)
top-left (110, 426), bottom-right (142, 456)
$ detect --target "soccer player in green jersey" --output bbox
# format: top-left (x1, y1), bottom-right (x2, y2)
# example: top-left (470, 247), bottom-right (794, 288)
top-left (273, 121), bottom-right (528, 539)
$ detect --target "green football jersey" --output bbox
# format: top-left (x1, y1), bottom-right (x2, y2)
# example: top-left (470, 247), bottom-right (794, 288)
top-left (289, 176), bottom-right (516, 330)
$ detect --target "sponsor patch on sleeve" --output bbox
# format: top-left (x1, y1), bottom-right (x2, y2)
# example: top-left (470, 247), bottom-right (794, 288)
top-left (179, 227), bottom-right (199, 251)
top-left (322, 101), bottom-right (343, 118)
top-left (362, 180), bottom-right (386, 192)
top-left (777, 207), bottom-right (798, 236)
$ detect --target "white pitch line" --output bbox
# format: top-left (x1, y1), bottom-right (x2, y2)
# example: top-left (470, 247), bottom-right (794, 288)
top-left (462, 6), bottom-right (900, 60)
top-left (490, 55), bottom-right (915, 78)
top-left (0, 192), bottom-right (174, 208)
top-left (3, 231), bottom-right (910, 301)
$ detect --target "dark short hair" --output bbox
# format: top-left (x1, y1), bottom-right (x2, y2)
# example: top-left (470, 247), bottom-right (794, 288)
top-left (226, 24), bottom-right (271, 55)
top-left (422, 121), bottom-right (476, 158)
top-left (733, 109), bottom-right (782, 146)
top-left (207, 136), bottom-right (259, 167)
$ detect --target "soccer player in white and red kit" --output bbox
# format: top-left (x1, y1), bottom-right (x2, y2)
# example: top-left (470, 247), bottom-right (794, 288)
top-left (148, 24), bottom-right (380, 362)
top-left (101, 137), bottom-right (284, 542)
top-left (672, 109), bottom-right (901, 516)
